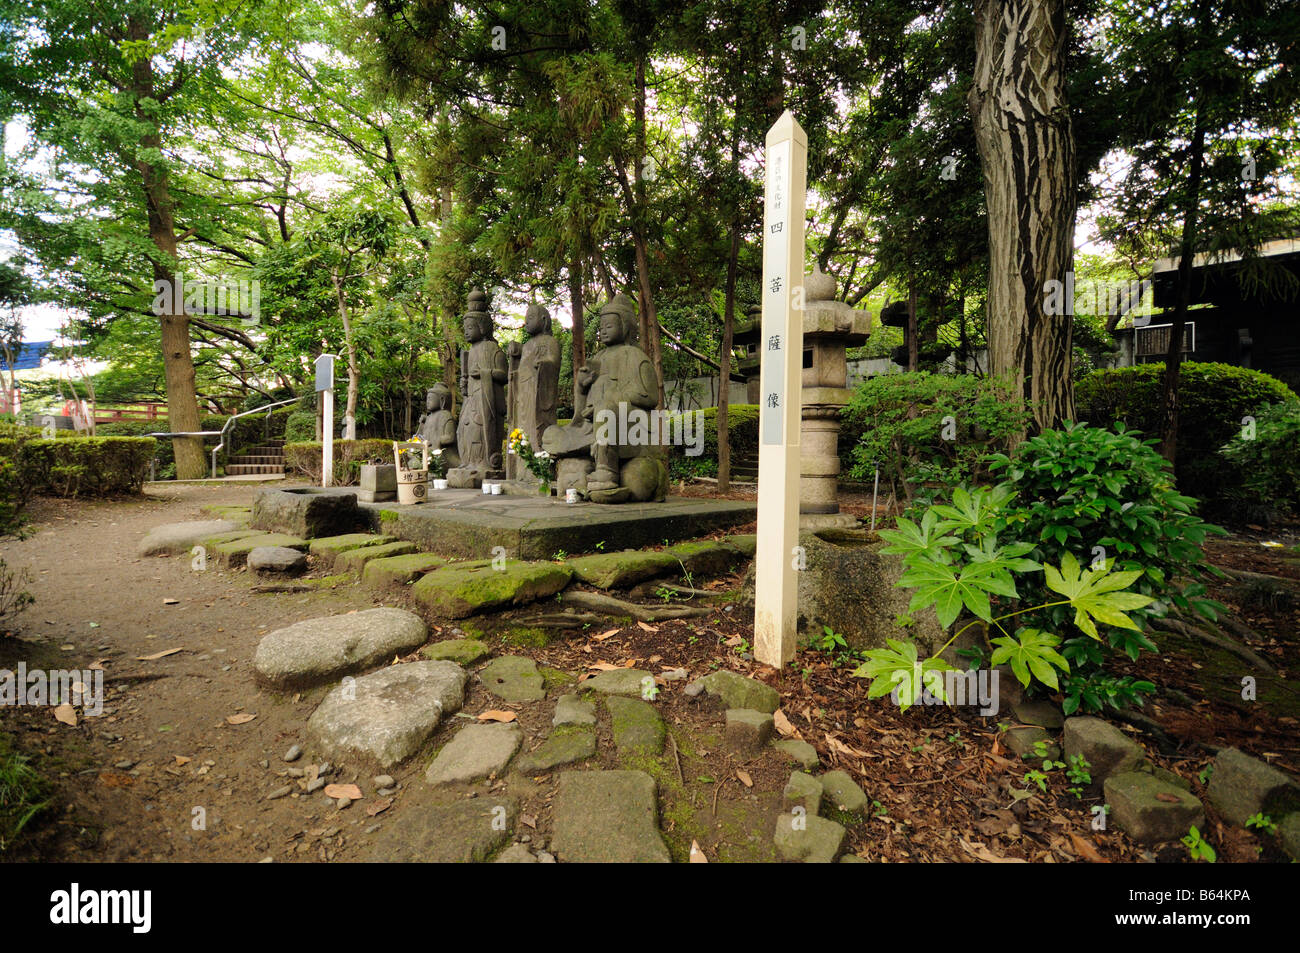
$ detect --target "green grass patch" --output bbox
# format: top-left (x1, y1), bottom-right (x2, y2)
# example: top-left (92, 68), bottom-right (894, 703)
top-left (0, 735), bottom-right (50, 853)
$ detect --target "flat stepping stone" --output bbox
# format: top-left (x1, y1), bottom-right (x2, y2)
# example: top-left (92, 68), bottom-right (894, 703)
top-left (1206, 747), bottom-right (1300, 825)
top-left (551, 770), bottom-right (670, 863)
top-left (690, 669), bottom-right (779, 713)
top-left (138, 519), bottom-right (239, 557)
top-left (1013, 699), bottom-right (1064, 729)
top-left (361, 797), bottom-right (516, 862)
top-left (514, 727), bottom-right (597, 774)
top-left (421, 639), bottom-right (490, 666)
top-left (583, 668), bottom-right (654, 697)
top-left (775, 812), bottom-right (846, 862)
top-left (213, 533), bottom-right (307, 568)
top-left (479, 656), bottom-right (546, 703)
top-left (784, 771), bottom-right (823, 814)
top-left (607, 696), bottom-right (665, 756)
top-left (553, 694), bottom-right (597, 727)
top-left (199, 528), bottom-right (266, 550)
top-left (494, 843), bottom-right (538, 863)
top-left (306, 660), bottom-right (466, 769)
top-left (250, 488), bottom-right (361, 539)
top-left (247, 545), bottom-right (308, 577)
top-left (1004, 725), bottom-right (1059, 761)
top-left (724, 534), bottom-right (757, 557)
top-left (200, 503), bottom-right (251, 523)
top-left (725, 708), bottom-right (774, 756)
top-left (567, 549), bottom-right (678, 589)
top-left (774, 739), bottom-right (820, 769)
top-left (425, 722), bottom-right (522, 785)
top-left (363, 553), bottom-right (447, 588)
top-left (820, 770), bottom-right (868, 814)
top-left (665, 539), bottom-right (746, 576)
top-left (1104, 771), bottom-right (1205, 843)
top-left (411, 559), bottom-right (571, 618)
top-left (308, 533), bottom-right (397, 567)
top-left (1063, 716), bottom-right (1144, 783)
top-left (336, 540), bottom-right (419, 575)
top-left (254, 607), bottom-right (428, 690)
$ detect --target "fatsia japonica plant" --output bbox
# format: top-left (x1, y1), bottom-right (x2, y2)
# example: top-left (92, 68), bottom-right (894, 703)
top-left (852, 484), bottom-right (1159, 715)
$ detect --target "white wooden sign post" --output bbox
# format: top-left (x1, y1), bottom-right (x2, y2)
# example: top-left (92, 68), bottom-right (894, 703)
top-left (315, 354), bottom-right (335, 488)
top-left (754, 110), bottom-right (807, 669)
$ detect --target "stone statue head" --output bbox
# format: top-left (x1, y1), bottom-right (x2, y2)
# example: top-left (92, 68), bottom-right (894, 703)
top-left (463, 287), bottom-right (490, 343)
top-left (597, 294), bottom-right (637, 347)
top-left (524, 303), bottom-right (551, 336)
top-left (427, 383), bottom-right (451, 411)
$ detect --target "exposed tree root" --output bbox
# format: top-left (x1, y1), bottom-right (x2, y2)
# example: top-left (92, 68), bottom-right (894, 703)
top-left (559, 589), bottom-right (714, 621)
top-left (1149, 616), bottom-right (1277, 674)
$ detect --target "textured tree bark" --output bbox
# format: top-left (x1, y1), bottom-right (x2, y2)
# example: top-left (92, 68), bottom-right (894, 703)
top-left (568, 253), bottom-right (586, 410)
top-left (969, 0), bottom-right (1077, 432)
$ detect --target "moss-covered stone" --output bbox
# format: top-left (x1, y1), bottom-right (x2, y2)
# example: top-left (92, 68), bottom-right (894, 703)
top-left (479, 655), bottom-right (546, 703)
top-left (200, 529), bottom-right (263, 551)
top-left (411, 560), bottom-right (571, 618)
top-left (566, 549), bottom-right (678, 589)
top-left (724, 534), bottom-right (757, 557)
top-left (498, 626), bottom-right (554, 649)
top-left (539, 666), bottom-right (576, 691)
top-left (607, 696), bottom-right (665, 756)
top-left (666, 539), bottom-right (745, 577)
top-left (693, 669), bottom-right (779, 713)
top-left (200, 504), bottom-right (252, 524)
top-left (213, 533), bottom-right (308, 568)
top-left (308, 533), bottom-right (397, 568)
top-left (421, 638), bottom-right (490, 665)
top-left (513, 726), bottom-right (596, 774)
top-left (336, 540), bottom-right (420, 575)
top-left (362, 552), bottom-right (447, 588)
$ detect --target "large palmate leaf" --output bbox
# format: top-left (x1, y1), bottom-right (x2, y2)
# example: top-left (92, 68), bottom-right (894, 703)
top-left (990, 628), bottom-right (1070, 690)
top-left (898, 555), bottom-right (1020, 628)
top-left (1043, 552), bottom-right (1155, 639)
top-left (851, 639), bottom-right (956, 711)
top-left (877, 508), bottom-right (959, 563)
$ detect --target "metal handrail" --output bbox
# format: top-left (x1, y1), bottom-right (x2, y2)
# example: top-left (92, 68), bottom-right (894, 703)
top-left (210, 397), bottom-right (300, 478)
top-left (147, 396), bottom-right (299, 479)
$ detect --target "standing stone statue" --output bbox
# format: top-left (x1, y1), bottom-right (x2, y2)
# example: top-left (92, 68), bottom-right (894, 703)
top-left (416, 383), bottom-right (460, 469)
top-left (506, 303), bottom-right (561, 483)
top-left (447, 288), bottom-right (507, 488)
top-left (543, 293), bottom-right (667, 503)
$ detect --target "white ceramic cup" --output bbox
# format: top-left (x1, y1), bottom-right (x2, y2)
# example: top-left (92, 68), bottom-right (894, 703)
top-left (491, 483), bottom-right (502, 495)
top-left (566, 488), bottom-right (579, 504)
top-left (433, 478), bottom-right (448, 490)
top-left (481, 483), bottom-right (491, 494)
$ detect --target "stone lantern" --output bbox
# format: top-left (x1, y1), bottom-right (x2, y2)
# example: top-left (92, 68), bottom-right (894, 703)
top-left (800, 267), bottom-right (872, 530)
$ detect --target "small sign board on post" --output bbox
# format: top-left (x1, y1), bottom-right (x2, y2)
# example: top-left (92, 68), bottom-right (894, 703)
top-left (315, 354), bottom-right (335, 488)
top-left (754, 110), bottom-right (807, 670)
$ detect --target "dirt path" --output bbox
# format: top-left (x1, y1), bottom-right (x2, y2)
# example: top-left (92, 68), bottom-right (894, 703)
top-left (0, 484), bottom-right (383, 861)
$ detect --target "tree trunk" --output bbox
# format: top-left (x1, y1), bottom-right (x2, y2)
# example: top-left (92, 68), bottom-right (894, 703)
top-left (131, 49), bottom-right (204, 479)
top-left (1158, 106), bottom-right (1208, 463)
top-left (969, 0), bottom-right (1077, 432)
top-left (569, 253), bottom-right (586, 410)
top-left (716, 112), bottom-right (742, 493)
top-left (331, 271), bottom-right (359, 441)
top-left (906, 278), bottom-right (919, 372)
top-left (631, 55), bottom-right (665, 409)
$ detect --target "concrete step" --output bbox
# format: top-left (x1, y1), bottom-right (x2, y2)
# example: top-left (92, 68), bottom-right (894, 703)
top-left (226, 464), bottom-right (285, 475)
top-left (230, 454), bottom-right (283, 465)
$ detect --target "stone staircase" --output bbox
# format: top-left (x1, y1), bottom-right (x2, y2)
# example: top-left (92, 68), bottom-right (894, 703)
top-left (729, 449), bottom-right (758, 483)
top-left (226, 438), bottom-right (286, 476)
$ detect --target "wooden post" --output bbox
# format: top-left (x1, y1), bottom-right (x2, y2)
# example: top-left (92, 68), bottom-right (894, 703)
top-left (316, 354), bottom-right (336, 488)
top-left (754, 110), bottom-right (807, 669)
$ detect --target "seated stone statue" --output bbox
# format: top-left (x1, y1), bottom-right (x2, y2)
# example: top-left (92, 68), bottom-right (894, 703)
top-left (416, 383), bottom-right (459, 469)
top-left (447, 288), bottom-right (507, 488)
top-left (542, 293), bottom-right (667, 503)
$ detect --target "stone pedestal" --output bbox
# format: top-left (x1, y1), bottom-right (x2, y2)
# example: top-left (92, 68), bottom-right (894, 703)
top-left (359, 464), bottom-right (397, 503)
top-left (446, 467), bottom-right (503, 490)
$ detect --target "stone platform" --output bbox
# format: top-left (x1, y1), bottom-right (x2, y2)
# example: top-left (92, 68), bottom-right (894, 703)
top-left (363, 490), bottom-right (755, 560)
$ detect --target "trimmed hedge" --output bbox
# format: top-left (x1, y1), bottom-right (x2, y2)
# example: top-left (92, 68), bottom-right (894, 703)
top-left (1219, 400), bottom-right (1300, 521)
top-left (284, 439), bottom-right (393, 485)
top-left (0, 435), bottom-right (154, 497)
top-left (664, 404), bottom-right (759, 464)
top-left (1076, 362), bottom-right (1297, 502)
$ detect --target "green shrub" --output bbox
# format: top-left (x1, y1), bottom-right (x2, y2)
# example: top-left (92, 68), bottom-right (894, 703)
top-left (7, 437), bottom-right (155, 497)
top-left (0, 734), bottom-right (48, 852)
top-left (663, 404), bottom-right (758, 465)
top-left (284, 410), bottom-right (317, 445)
top-left (988, 422), bottom-right (1225, 710)
top-left (1075, 363), bottom-right (1297, 502)
top-left (1219, 400), bottom-right (1300, 521)
top-left (284, 439), bottom-right (392, 485)
top-left (841, 372), bottom-right (1031, 496)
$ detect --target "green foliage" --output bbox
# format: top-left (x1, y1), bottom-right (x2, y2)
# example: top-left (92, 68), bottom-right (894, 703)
top-left (0, 435), bottom-right (153, 497)
top-left (284, 411), bottom-right (317, 445)
top-left (1219, 400), bottom-right (1300, 521)
top-left (284, 439), bottom-right (392, 486)
top-left (840, 372), bottom-right (1032, 495)
top-left (1076, 363), bottom-right (1297, 504)
top-left (1182, 825), bottom-right (1217, 863)
top-left (663, 405), bottom-right (758, 467)
top-left (1245, 812), bottom-right (1278, 835)
top-left (0, 735), bottom-right (48, 852)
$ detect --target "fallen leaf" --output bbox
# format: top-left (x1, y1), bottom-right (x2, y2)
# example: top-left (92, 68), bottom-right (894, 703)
top-left (592, 628), bottom-right (620, 642)
top-left (520, 813), bottom-right (537, 829)
top-left (89, 659), bottom-right (108, 671)
top-left (365, 797), bottom-right (393, 817)
top-left (724, 635), bottom-right (743, 647)
top-left (53, 704), bottom-right (77, 726)
top-left (174, 756), bottom-right (192, 766)
top-left (136, 647), bottom-right (183, 661)
top-left (588, 662), bottom-right (623, 671)
top-left (324, 783), bottom-right (362, 800)
top-left (648, 654), bottom-right (662, 663)
top-left (773, 709), bottom-right (797, 738)
top-left (689, 840), bottom-right (708, 863)
top-left (226, 713), bottom-right (256, 725)
top-left (162, 598), bottom-right (179, 606)
top-left (637, 621), bottom-right (658, 633)
top-left (1155, 793), bottom-right (1181, 803)
top-left (1069, 832), bottom-right (1107, 863)
top-left (959, 837), bottom-right (1027, 863)
top-left (736, 769), bottom-right (753, 788)
top-left (478, 710), bottom-right (517, 723)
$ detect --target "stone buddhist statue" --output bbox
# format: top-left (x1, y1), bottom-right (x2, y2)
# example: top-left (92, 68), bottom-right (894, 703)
top-left (542, 293), bottom-right (667, 503)
top-left (416, 383), bottom-right (460, 469)
top-left (506, 303), bottom-right (561, 483)
top-left (447, 288), bottom-right (507, 488)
